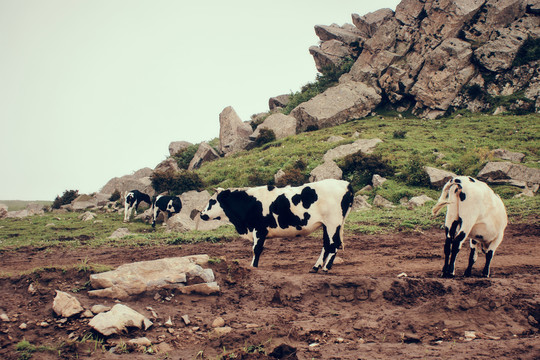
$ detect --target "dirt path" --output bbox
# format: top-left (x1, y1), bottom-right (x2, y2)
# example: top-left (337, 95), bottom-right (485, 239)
top-left (0, 223), bottom-right (539, 359)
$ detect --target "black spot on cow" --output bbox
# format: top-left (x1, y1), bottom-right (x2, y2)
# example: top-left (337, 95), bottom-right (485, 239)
top-left (454, 178), bottom-right (461, 183)
top-left (267, 185), bottom-right (275, 191)
top-left (217, 190), bottom-right (274, 236)
top-left (459, 192), bottom-right (467, 201)
top-left (291, 187), bottom-right (318, 209)
top-left (341, 184), bottom-right (354, 217)
top-left (471, 239), bottom-right (478, 245)
top-left (469, 177), bottom-right (476, 182)
top-left (475, 235), bottom-right (484, 240)
top-left (449, 217), bottom-right (462, 239)
top-left (269, 194), bottom-right (310, 230)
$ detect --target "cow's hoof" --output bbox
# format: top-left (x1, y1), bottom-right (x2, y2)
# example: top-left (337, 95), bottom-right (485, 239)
top-left (441, 273), bottom-right (454, 279)
top-left (309, 267), bottom-right (320, 273)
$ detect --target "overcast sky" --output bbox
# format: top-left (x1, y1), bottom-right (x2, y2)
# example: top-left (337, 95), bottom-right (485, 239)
top-left (0, 0), bottom-right (401, 201)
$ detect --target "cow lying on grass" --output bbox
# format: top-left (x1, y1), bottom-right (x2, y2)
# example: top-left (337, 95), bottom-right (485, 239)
top-left (152, 195), bottom-right (182, 228)
top-left (123, 190), bottom-right (151, 222)
top-left (432, 176), bottom-right (507, 278)
top-left (200, 179), bottom-right (355, 272)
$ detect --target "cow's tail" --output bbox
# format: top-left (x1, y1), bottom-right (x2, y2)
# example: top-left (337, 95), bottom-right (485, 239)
top-left (432, 179), bottom-right (455, 216)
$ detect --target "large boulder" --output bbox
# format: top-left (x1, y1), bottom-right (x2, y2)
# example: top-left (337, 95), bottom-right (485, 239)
top-left (309, 161), bottom-right (343, 182)
top-left (88, 255), bottom-right (219, 299)
top-left (100, 168), bottom-right (154, 198)
top-left (71, 194), bottom-right (98, 211)
top-left (323, 138), bottom-right (383, 162)
top-left (167, 190), bottom-right (228, 231)
top-left (477, 161), bottom-right (540, 188)
top-left (188, 142), bottom-right (220, 170)
top-left (154, 157), bottom-right (181, 174)
top-left (424, 167), bottom-right (457, 188)
top-left (250, 113), bottom-right (297, 141)
top-left (89, 304), bottom-right (152, 336)
top-left (219, 106), bottom-right (253, 155)
top-left (291, 82), bottom-right (381, 132)
top-left (269, 94), bottom-right (291, 110)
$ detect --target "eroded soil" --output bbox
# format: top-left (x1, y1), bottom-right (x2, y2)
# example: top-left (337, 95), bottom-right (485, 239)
top-left (1, 221), bottom-right (539, 359)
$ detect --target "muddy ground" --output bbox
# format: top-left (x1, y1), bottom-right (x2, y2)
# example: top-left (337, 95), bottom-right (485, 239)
top-left (1, 221), bottom-right (539, 359)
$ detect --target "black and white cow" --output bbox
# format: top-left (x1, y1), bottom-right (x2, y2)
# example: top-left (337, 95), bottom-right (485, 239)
top-left (432, 176), bottom-right (507, 278)
top-left (123, 190), bottom-right (152, 222)
top-left (151, 195), bottom-right (182, 228)
top-left (200, 179), bottom-right (355, 272)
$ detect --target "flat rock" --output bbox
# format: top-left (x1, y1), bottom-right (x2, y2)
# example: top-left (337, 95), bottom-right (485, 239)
top-left (88, 304), bottom-right (152, 336)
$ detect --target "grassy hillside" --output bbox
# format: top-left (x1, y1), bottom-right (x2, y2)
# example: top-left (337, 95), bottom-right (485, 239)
top-left (0, 200), bottom-right (52, 211)
top-left (0, 113), bottom-right (538, 252)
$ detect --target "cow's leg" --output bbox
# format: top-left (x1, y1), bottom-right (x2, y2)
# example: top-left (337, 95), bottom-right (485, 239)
top-left (311, 225), bottom-right (331, 272)
top-left (134, 200), bottom-right (140, 216)
top-left (322, 225), bottom-right (342, 272)
top-left (251, 229), bottom-right (266, 267)
top-left (464, 239), bottom-right (479, 277)
top-left (482, 233), bottom-right (502, 277)
top-left (162, 212), bottom-right (169, 226)
top-left (442, 218), bottom-right (463, 278)
top-left (445, 220), bottom-right (474, 278)
top-left (152, 207), bottom-right (160, 228)
top-left (124, 201), bottom-right (133, 222)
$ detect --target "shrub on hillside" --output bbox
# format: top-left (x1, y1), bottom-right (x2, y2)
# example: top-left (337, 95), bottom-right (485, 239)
top-left (339, 151), bottom-right (394, 190)
top-left (275, 168), bottom-right (308, 187)
top-left (52, 190), bottom-right (79, 209)
top-left (109, 189), bottom-right (121, 202)
top-left (398, 152), bottom-right (431, 187)
top-left (151, 170), bottom-right (204, 195)
top-left (251, 128), bottom-right (276, 149)
top-left (173, 144), bottom-right (199, 170)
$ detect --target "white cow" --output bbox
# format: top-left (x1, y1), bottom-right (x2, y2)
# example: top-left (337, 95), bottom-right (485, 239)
top-left (432, 176), bottom-right (507, 278)
top-left (200, 179), bottom-right (355, 272)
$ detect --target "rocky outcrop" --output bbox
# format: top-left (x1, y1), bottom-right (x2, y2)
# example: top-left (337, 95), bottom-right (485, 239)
top-left (308, 0), bottom-right (540, 118)
top-left (154, 157), bottom-right (181, 174)
top-left (219, 106), bottom-right (253, 155)
top-left (322, 138), bottom-right (383, 162)
top-left (424, 167), bottom-right (457, 188)
top-left (269, 95), bottom-right (291, 110)
top-left (309, 161), bottom-right (343, 182)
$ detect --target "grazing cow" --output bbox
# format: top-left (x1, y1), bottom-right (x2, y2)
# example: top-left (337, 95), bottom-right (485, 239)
top-left (123, 190), bottom-right (151, 222)
top-left (200, 179), bottom-right (355, 272)
top-left (152, 195), bottom-right (182, 228)
top-left (432, 176), bottom-right (507, 278)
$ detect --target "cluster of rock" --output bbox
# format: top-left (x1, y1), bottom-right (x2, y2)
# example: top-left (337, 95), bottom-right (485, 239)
top-left (49, 255), bottom-right (219, 339)
top-left (309, 0), bottom-right (540, 119)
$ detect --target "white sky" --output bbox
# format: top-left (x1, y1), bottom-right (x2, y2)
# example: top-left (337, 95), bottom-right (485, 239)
top-left (0, 0), bottom-right (401, 201)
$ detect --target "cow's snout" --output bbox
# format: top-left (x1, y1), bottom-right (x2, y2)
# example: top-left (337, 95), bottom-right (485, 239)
top-left (200, 214), bottom-right (209, 221)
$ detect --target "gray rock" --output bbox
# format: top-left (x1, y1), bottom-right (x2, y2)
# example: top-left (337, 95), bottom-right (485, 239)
top-left (323, 138), bottom-right (383, 162)
top-left (78, 211), bottom-right (96, 222)
top-left (352, 195), bottom-right (372, 211)
top-left (109, 228), bottom-right (132, 239)
top-left (309, 161), bottom-right (343, 182)
top-left (167, 190), bottom-right (227, 231)
top-left (154, 157), bottom-right (181, 174)
top-left (292, 82), bottom-right (381, 132)
top-left (373, 195), bottom-right (395, 208)
top-left (424, 167), bottom-right (457, 188)
top-left (71, 194), bottom-right (98, 211)
top-left (491, 149), bottom-right (525, 163)
top-left (219, 106), bottom-right (253, 155)
top-left (188, 142), bottom-right (220, 170)
top-left (89, 304), bottom-right (152, 336)
top-left (407, 195), bottom-right (434, 208)
top-left (88, 255), bottom-right (218, 299)
top-left (169, 141), bottom-right (193, 156)
top-left (52, 291), bottom-right (84, 318)
top-left (269, 94), bottom-right (291, 110)
top-left (477, 161), bottom-right (540, 186)
top-left (372, 174), bottom-right (387, 187)
top-left (250, 113), bottom-right (296, 141)
top-left (100, 168), bottom-right (154, 198)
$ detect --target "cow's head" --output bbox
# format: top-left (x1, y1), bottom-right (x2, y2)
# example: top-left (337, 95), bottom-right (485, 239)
top-left (200, 189), bottom-right (227, 221)
top-left (167, 197), bottom-right (182, 214)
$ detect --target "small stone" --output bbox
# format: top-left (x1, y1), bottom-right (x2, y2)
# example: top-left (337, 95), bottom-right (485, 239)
top-left (464, 331), bottom-right (476, 341)
top-left (212, 317), bottom-right (225, 328)
top-left (19, 323), bottom-right (27, 330)
top-left (164, 317), bottom-right (173, 327)
top-left (181, 315), bottom-right (191, 325)
top-left (40, 321), bottom-right (50, 328)
top-left (91, 305), bottom-right (111, 314)
top-left (82, 310), bottom-right (94, 318)
top-left (129, 337), bottom-right (152, 347)
top-left (212, 326), bottom-right (232, 337)
top-left (0, 313), bottom-right (10, 322)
